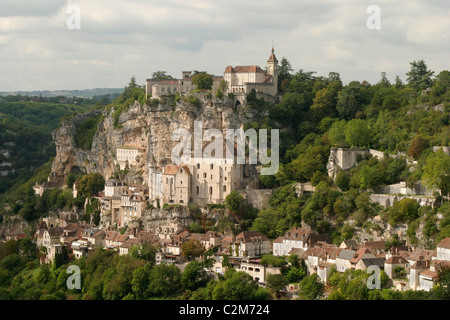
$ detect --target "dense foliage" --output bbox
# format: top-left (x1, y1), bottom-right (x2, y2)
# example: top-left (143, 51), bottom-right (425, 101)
top-left (0, 100), bottom-right (92, 194)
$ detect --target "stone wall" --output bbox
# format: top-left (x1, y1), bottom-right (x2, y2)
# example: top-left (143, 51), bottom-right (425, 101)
top-left (370, 194), bottom-right (437, 208)
top-left (236, 189), bottom-right (274, 210)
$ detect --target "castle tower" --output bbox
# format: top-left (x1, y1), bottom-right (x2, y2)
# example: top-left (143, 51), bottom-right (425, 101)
top-left (267, 47), bottom-right (278, 92)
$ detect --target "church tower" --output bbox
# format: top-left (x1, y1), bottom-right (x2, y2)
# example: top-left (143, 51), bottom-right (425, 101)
top-left (267, 47), bottom-right (278, 92)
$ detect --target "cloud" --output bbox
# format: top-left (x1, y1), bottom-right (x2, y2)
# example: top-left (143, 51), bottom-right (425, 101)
top-left (0, 0), bottom-right (448, 91)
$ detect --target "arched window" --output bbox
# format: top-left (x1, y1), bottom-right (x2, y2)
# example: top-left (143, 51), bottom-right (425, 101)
top-left (209, 186), bottom-right (213, 195)
top-left (223, 185), bottom-right (226, 192)
top-left (203, 173), bottom-right (207, 178)
top-left (210, 164), bottom-right (213, 170)
top-left (196, 186), bottom-right (199, 194)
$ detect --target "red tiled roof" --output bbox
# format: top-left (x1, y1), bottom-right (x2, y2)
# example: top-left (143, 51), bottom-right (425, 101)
top-left (163, 165), bottom-right (191, 176)
top-left (437, 237), bottom-right (450, 249)
top-left (235, 231), bottom-right (269, 243)
top-left (224, 66), bottom-right (266, 74)
top-left (385, 255), bottom-right (409, 265)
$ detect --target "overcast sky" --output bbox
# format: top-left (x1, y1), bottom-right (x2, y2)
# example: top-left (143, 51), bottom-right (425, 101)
top-left (0, 0), bottom-right (448, 91)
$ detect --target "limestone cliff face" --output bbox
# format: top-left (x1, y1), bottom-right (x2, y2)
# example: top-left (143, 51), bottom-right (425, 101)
top-left (51, 95), bottom-right (255, 185)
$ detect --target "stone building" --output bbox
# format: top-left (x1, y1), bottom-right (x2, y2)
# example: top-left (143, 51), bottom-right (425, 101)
top-left (223, 48), bottom-right (278, 97)
top-left (148, 146), bottom-right (244, 207)
top-left (231, 231), bottom-right (271, 258)
top-left (146, 71), bottom-right (223, 99)
top-left (116, 144), bottom-right (145, 170)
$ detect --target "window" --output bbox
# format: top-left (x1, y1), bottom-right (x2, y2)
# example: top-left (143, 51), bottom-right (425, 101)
top-left (210, 164), bottom-right (213, 170)
top-left (203, 173), bottom-right (207, 178)
top-left (210, 175), bottom-right (213, 179)
top-left (223, 185), bottom-right (226, 192)
top-left (196, 186), bottom-right (199, 194)
top-left (209, 186), bottom-right (213, 195)
top-left (180, 180), bottom-right (183, 185)
top-left (197, 163), bottom-right (200, 169)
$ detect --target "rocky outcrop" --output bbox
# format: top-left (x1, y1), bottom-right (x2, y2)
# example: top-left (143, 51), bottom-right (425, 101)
top-left (50, 94), bottom-right (255, 185)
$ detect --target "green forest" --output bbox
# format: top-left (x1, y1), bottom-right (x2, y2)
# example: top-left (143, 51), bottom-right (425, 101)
top-left (0, 99), bottom-right (94, 195)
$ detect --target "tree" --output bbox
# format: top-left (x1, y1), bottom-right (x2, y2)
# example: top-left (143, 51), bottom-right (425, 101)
top-left (407, 135), bottom-right (428, 160)
top-left (152, 71), bottom-right (174, 80)
top-left (422, 148), bottom-right (450, 196)
top-left (406, 60), bottom-right (434, 90)
top-left (266, 273), bottom-right (289, 298)
top-left (2, 240), bottom-right (19, 256)
top-left (298, 274), bottom-right (324, 300)
top-left (278, 57), bottom-right (294, 90)
top-left (131, 264), bottom-right (151, 300)
top-left (309, 81), bottom-right (341, 122)
top-left (345, 119), bottom-right (373, 147)
top-left (389, 198), bottom-right (420, 225)
top-left (335, 171), bottom-right (351, 191)
top-left (181, 261), bottom-right (208, 291)
top-left (129, 243), bottom-right (157, 262)
top-left (181, 239), bottom-right (205, 260)
top-left (192, 72), bottom-right (213, 90)
top-left (77, 173), bottom-right (105, 197)
top-left (328, 120), bottom-right (347, 147)
top-left (212, 271), bottom-right (268, 300)
top-left (225, 191), bottom-right (244, 214)
top-left (336, 82), bottom-right (362, 120)
top-left (148, 263), bottom-right (181, 298)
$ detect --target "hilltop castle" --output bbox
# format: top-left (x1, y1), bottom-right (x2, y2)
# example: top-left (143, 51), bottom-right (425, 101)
top-left (145, 48), bottom-right (279, 100)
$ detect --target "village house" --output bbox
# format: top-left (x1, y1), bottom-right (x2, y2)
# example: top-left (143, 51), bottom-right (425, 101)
top-left (384, 255), bottom-right (409, 279)
top-left (435, 237), bottom-right (450, 261)
top-left (239, 259), bottom-right (281, 283)
top-left (115, 144), bottom-right (146, 170)
top-left (189, 231), bottom-right (222, 249)
top-left (363, 241), bottom-right (387, 256)
top-left (355, 257), bottom-right (386, 271)
top-left (231, 231), bottom-right (271, 258)
top-left (339, 240), bottom-right (358, 250)
top-left (335, 249), bottom-right (356, 273)
top-left (5, 224), bottom-right (27, 241)
top-left (72, 240), bottom-right (90, 259)
top-left (349, 248), bottom-right (376, 269)
top-left (119, 238), bottom-right (141, 255)
top-left (317, 262), bottom-right (335, 284)
top-left (83, 228), bottom-right (106, 247)
top-left (272, 227), bottom-right (332, 256)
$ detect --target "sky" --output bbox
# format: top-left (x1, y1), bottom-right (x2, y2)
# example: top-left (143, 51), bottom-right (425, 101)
top-left (0, 0), bottom-right (448, 91)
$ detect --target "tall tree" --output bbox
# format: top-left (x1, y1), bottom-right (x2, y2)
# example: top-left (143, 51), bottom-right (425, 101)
top-left (406, 60), bottom-right (434, 90)
top-left (422, 148), bottom-right (450, 196)
top-left (151, 71), bottom-right (174, 80)
top-left (278, 57), bottom-right (294, 90)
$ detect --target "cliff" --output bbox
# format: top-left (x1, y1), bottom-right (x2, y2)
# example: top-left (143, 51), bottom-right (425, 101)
top-left (51, 94), bottom-right (257, 186)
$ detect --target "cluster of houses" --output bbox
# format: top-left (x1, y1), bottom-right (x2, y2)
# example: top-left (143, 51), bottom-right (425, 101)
top-left (6, 214), bottom-right (447, 294)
